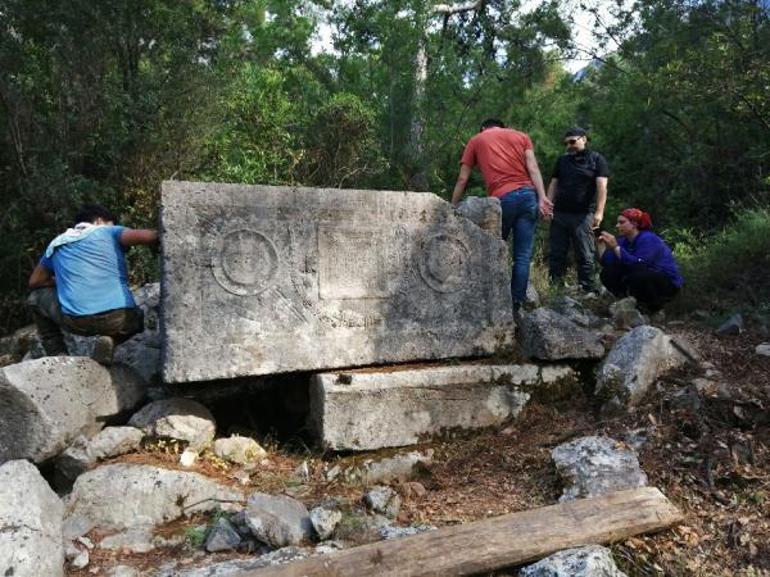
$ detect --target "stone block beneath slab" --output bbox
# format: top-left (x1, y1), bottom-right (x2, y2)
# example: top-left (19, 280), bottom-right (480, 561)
top-left (309, 363), bottom-right (576, 451)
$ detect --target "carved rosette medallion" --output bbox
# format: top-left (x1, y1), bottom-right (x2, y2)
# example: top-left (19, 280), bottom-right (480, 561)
top-left (418, 233), bottom-right (470, 293)
top-left (212, 228), bottom-right (279, 296)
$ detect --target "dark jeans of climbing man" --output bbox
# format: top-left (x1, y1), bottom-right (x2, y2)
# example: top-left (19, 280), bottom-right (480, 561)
top-left (27, 287), bottom-right (144, 355)
top-left (600, 264), bottom-right (679, 313)
top-left (499, 186), bottom-right (539, 309)
top-left (549, 211), bottom-right (597, 292)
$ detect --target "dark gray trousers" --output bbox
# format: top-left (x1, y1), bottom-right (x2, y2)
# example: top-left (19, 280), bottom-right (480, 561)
top-left (548, 211), bottom-right (597, 291)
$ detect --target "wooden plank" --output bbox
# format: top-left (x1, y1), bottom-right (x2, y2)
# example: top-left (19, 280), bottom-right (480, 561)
top-left (239, 487), bottom-right (681, 577)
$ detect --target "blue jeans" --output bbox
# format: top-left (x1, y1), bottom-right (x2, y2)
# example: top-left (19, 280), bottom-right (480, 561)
top-left (499, 187), bottom-right (538, 306)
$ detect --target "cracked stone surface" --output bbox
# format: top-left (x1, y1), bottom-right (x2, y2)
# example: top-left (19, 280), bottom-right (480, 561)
top-left (0, 460), bottom-right (65, 577)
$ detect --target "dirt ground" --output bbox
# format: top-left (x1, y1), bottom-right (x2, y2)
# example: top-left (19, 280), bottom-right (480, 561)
top-left (68, 322), bottom-right (769, 577)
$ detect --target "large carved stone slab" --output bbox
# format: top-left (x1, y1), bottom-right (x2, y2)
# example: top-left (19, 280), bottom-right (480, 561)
top-left (161, 182), bottom-right (513, 383)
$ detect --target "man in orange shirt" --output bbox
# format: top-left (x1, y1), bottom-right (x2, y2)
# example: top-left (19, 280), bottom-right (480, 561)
top-left (451, 118), bottom-right (552, 311)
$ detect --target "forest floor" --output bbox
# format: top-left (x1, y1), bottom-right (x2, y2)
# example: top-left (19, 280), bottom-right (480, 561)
top-left (68, 320), bottom-right (769, 577)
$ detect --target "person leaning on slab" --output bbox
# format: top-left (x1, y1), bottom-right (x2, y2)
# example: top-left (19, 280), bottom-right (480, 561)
top-left (27, 203), bottom-right (159, 364)
top-left (451, 118), bottom-right (553, 312)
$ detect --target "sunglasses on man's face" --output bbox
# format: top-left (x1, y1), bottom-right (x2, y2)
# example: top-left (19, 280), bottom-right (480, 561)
top-left (564, 138), bottom-right (581, 145)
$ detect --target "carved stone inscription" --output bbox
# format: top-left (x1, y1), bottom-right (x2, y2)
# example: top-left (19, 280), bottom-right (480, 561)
top-left (161, 181), bottom-right (514, 383)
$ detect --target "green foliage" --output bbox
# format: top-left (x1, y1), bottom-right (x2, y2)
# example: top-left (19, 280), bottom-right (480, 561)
top-left (300, 92), bottom-right (387, 187)
top-left (673, 207), bottom-right (770, 312)
top-left (199, 65), bottom-right (300, 185)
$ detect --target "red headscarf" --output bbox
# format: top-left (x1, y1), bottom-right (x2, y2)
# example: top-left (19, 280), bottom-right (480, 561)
top-left (621, 208), bottom-right (652, 230)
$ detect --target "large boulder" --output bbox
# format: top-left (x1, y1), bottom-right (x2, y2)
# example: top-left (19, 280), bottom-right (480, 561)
top-left (128, 398), bottom-right (216, 450)
top-left (0, 357), bottom-right (146, 463)
top-left (519, 545), bottom-right (628, 577)
top-left (552, 436), bottom-right (648, 502)
top-left (0, 460), bottom-right (65, 577)
top-left (64, 464), bottom-right (244, 536)
top-left (596, 325), bottom-right (689, 414)
top-left (518, 308), bottom-right (605, 360)
top-left (244, 492), bottom-right (313, 548)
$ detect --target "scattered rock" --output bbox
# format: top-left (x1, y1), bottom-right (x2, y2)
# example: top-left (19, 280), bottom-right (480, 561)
top-left (364, 485), bottom-right (401, 519)
top-left (64, 464), bottom-right (244, 536)
top-left (205, 516), bottom-right (242, 552)
top-left (455, 196), bottom-right (502, 235)
top-left (56, 426), bottom-right (144, 486)
top-left (333, 511), bottom-right (391, 545)
top-left (380, 524), bottom-right (436, 540)
top-left (213, 435), bottom-right (267, 465)
top-left (153, 547), bottom-right (311, 577)
top-left (398, 481), bottom-right (427, 499)
top-left (0, 460), bottom-right (65, 577)
top-left (244, 492), bottom-right (313, 548)
top-left (99, 527), bottom-right (156, 553)
top-left (129, 397), bottom-right (216, 450)
top-left (180, 448), bottom-right (198, 467)
top-left (716, 313), bottom-right (743, 336)
top-left (596, 325), bottom-right (689, 414)
top-left (341, 450), bottom-right (434, 485)
top-left (107, 566), bottom-right (140, 577)
top-left (518, 308), bottom-right (605, 360)
top-left (310, 505), bottom-right (343, 541)
top-left (0, 357), bottom-right (146, 462)
top-left (113, 283), bottom-right (162, 384)
top-left (552, 436), bottom-right (648, 502)
top-left (609, 297), bottom-right (646, 330)
top-left (551, 296), bottom-right (596, 327)
top-left (755, 343), bottom-right (770, 357)
top-left (519, 545), bottom-right (628, 577)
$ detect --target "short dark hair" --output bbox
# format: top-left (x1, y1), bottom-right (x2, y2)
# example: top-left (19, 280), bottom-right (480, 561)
top-left (480, 118), bottom-right (506, 130)
top-left (73, 203), bottom-right (117, 226)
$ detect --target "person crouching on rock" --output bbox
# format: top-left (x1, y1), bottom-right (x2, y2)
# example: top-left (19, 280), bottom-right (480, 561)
top-left (27, 203), bottom-right (159, 364)
top-left (597, 208), bottom-right (683, 313)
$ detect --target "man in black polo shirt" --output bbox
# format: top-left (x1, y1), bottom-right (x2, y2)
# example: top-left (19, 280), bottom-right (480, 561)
top-left (546, 127), bottom-right (610, 293)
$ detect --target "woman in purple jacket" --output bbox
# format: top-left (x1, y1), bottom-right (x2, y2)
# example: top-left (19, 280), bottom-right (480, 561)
top-left (597, 208), bottom-right (683, 312)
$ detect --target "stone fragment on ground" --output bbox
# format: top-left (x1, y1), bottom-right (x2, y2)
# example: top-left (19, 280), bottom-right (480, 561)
top-left (334, 449), bottom-right (435, 485)
top-left (244, 492), bottom-right (313, 548)
top-left (310, 363), bottom-right (575, 450)
top-left (310, 505), bottom-right (343, 541)
top-left (519, 545), bottom-right (628, 577)
top-left (380, 524), bottom-right (436, 540)
top-left (56, 426), bottom-right (144, 486)
top-left (99, 527), bottom-right (156, 553)
top-left (518, 308), bottom-right (605, 360)
top-left (552, 436), bottom-right (648, 502)
top-left (333, 511), bottom-right (392, 545)
top-left (128, 397), bottom-right (216, 450)
top-left (161, 182), bottom-right (514, 383)
top-left (716, 313), bottom-right (743, 336)
top-left (0, 460), bottom-right (65, 577)
top-left (205, 516), bottom-right (242, 552)
top-left (455, 196), bottom-right (502, 235)
top-left (152, 546), bottom-right (311, 577)
top-left (609, 297), bottom-right (646, 330)
top-left (364, 485), bottom-right (401, 519)
top-left (213, 435), bottom-right (267, 464)
top-left (551, 296), bottom-right (599, 328)
top-left (596, 325), bottom-right (690, 414)
top-left (755, 343), bottom-right (770, 357)
top-left (0, 357), bottom-right (146, 462)
top-left (64, 464), bottom-right (244, 536)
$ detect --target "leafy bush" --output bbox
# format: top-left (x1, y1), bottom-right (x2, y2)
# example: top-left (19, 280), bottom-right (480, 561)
top-left (672, 208), bottom-right (770, 313)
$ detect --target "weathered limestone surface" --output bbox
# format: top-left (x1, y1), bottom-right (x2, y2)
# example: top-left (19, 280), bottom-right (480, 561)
top-left (0, 357), bottom-right (146, 463)
top-left (309, 363), bottom-right (574, 450)
top-left (0, 460), bottom-right (65, 577)
top-left (161, 182), bottom-right (514, 383)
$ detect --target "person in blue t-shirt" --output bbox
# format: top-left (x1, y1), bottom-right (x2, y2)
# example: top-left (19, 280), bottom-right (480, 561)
top-left (597, 208), bottom-right (683, 313)
top-left (27, 203), bottom-right (158, 363)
